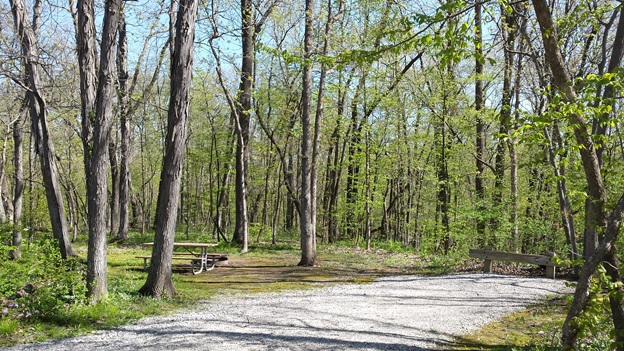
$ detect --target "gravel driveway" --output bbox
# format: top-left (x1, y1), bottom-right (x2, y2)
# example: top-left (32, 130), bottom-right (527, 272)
top-left (2, 273), bottom-right (570, 351)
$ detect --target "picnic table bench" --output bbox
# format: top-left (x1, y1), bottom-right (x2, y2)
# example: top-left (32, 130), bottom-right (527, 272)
top-left (137, 242), bottom-right (228, 274)
top-left (469, 248), bottom-right (562, 279)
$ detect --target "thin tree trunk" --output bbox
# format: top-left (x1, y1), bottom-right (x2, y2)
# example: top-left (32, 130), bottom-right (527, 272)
top-left (474, 0), bottom-right (486, 241)
top-left (0, 132), bottom-right (11, 223)
top-left (544, 123), bottom-right (579, 265)
top-left (11, 107), bottom-right (27, 260)
top-left (434, 111), bottom-right (450, 253)
top-left (364, 127), bottom-right (371, 250)
top-left (116, 11), bottom-right (130, 241)
top-left (109, 140), bottom-right (120, 236)
top-left (139, 0), bottom-right (198, 298)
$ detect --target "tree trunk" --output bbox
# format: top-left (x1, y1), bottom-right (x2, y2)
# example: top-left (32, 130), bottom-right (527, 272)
top-left (544, 123), bottom-right (579, 264)
top-left (139, 0), bottom-right (198, 298)
top-left (298, 0), bottom-right (317, 266)
top-left (109, 140), bottom-right (120, 236)
top-left (117, 49), bottom-right (131, 240)
top-left (115, 10), bottom-right (130, 241)
top-left (77, 0), bottom-right (123, 301)
top-left (0, 133), bottom-right (12, 223)
top-left (10, 0), bottom-right (75, 259)
top-left (230, 0), bottom-right (253, 252)
top-left (474, 0), bottom-right (486, 241)
top-left (11, 107), bottom-right (27, 260)
top-left (434, 111), bottom-right (450, 253)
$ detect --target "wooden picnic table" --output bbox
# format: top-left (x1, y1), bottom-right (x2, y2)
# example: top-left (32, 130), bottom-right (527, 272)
top-left (139, 242), bottom-right (225, 274)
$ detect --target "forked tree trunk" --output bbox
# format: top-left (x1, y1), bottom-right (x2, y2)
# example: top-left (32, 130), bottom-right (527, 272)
top-left (139, 0), bottom-right (198, 298)
top-left (77, 0), bottom-right (123, 301)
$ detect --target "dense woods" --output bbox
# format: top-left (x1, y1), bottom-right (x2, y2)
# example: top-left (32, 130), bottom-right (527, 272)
top-left (1, 0), bottom-right (623, 348)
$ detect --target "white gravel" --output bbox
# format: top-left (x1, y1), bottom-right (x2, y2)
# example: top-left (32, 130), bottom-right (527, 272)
top-left (2, 273), bottom-right (570, 351)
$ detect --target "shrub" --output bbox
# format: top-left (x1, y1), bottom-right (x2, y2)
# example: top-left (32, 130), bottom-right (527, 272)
top-left (0, 234), bottom-right (87, 321)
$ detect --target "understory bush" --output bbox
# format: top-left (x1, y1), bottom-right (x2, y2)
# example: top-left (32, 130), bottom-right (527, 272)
top-left (0, 232), bottom-right (87, 322)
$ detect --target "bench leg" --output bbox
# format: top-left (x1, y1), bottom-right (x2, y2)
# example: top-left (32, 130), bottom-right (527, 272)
top-left (546, 266), bottom-right (556, 279)
top-left (143, 258), bottom-right (148, 271)
top-left (483, 259), bottom-right (492, 274)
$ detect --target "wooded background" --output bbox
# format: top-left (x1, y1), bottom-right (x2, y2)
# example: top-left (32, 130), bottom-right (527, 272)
top-left (2, 0), bottom-right (621, 257)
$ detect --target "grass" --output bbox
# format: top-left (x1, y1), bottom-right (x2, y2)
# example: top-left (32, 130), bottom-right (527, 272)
top-left (0, 237), bottom-right (609, 349)
top-left (450, 297), bottom-right (568, 350)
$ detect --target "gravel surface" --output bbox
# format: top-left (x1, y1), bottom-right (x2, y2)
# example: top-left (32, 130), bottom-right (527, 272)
top-left (2, 273), bottom-right (570, 351)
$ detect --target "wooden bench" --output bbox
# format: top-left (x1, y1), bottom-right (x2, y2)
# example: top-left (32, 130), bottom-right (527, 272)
top-left (136, 253), bottom-right (228, 273)
top-left (469, 248), bottom-right (562, 279)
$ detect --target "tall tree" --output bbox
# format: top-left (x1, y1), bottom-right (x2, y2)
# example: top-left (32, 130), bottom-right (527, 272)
top-left (139, 0), bottom-right (198, 298)
top-left (230, 0), bottom-right (254, 252)
top-left (114, 7), bottom-right (170, 242)
top-left (530, 0), bottom-right (624, 348)
top-left (116, 9), bottom-right (130, 242)
top-left (474, 0), bottom-right (486, 241)
top-left (76, 0), bottom-right (123, 301)
top-left (298, 0), bottom-right (317, 266)
top-left (10, 0), bottom-right (75, 259)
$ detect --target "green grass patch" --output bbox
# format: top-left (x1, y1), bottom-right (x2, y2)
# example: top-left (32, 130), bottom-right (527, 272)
top-left (0, 318), bottom-right (19, 337)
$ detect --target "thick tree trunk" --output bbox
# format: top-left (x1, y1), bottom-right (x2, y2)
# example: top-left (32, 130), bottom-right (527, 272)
top-left (298, 0), bottom-right (317, 266)
top-left (139, 0), bottom-right (198, 298)
top-left (10, 0), bottom-right (74, 259)
top-left (77, 0), bottom-right (123, 301)
top-left (76, 0), bottom-right (97, 182)
top-left (231, 0), bottom-right (253, 252)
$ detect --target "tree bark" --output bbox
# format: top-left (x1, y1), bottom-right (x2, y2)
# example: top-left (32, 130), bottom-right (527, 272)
top-left (474, 0), bottom-right (486, 240)
top-left (76, 0), bottom-right (123, 301)
top-left (116, 11), bottom-right (130, 241)
top-left (10, 0), bottom-right (75, 259)
top-left (11, 107), bottom-right (27, 260)
top-left (139, 0), bottom-right (198, 298)
top-left (230, 0), bottom-right (254, 252)
top-left (109, 139), bottom-right (120, 236)
top-left (298, 0), bottom-right (317, 266)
